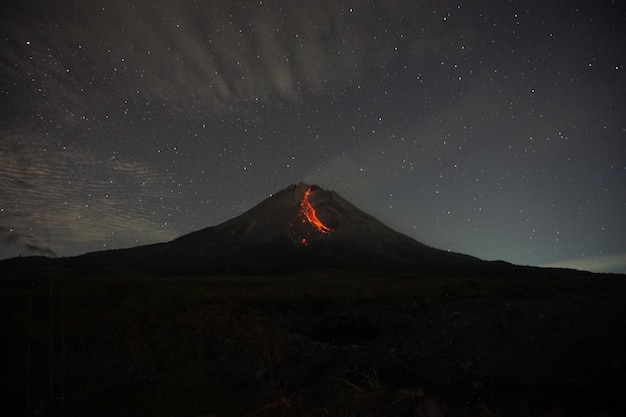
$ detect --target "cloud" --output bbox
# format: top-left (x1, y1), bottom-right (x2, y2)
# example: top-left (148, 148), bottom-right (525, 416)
top-left (1, 0), bottom-right (458, 119)
top-left (0, 129), bottom-right (181, 258)
top-left (0, 225), bottom-right (56, 257)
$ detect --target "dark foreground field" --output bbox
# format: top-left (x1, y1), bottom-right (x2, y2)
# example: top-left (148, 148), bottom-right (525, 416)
top-left (1, 267), bottom-right (625, 417)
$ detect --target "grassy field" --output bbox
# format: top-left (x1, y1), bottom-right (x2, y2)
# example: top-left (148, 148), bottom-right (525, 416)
top-left (1, 266), bottom-right (625, 416)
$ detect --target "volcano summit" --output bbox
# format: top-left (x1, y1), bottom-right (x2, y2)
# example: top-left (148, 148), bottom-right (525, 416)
top-left (20, 182), bottom-right (516, 275)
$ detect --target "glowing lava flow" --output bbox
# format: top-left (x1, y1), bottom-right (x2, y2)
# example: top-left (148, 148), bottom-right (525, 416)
top-left (300, 188), bottom-right (332, 234)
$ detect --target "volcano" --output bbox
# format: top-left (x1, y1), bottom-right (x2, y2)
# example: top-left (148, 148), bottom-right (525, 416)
top-left (48, 182), bottom-right (516, 274)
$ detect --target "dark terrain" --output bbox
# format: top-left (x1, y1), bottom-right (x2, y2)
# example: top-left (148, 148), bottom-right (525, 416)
top-left (1, 267), bottom-right (625, 417)
top-left (1, 183), bottom-right (625, 416)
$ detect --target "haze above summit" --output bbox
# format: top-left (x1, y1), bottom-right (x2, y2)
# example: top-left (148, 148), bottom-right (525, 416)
top-left (1, 0), bottom-right (625, 273)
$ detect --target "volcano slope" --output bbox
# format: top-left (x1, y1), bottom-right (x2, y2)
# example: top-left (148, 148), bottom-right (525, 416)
top-left (1, 183), bottom-right (625, 417)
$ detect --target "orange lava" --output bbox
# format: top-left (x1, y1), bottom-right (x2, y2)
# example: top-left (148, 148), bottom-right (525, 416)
top-left (300, 188), bottom-right (332, 234)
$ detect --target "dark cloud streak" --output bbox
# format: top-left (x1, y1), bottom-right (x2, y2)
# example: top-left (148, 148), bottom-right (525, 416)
top-left (0, 225), bottom-right (56, 258)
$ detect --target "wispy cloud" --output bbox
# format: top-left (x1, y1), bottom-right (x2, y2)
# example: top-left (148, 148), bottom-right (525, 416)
top-left (1, 0), bottom-right (455, 119)
top-left (0, 130), bottom-right (180, 258)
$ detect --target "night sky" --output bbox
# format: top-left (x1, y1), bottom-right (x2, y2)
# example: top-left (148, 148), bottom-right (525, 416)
top-left (1, 1), bottom-right (625, 273)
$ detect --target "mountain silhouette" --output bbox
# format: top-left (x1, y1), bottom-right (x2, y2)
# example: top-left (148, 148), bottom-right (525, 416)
top-left (7, 182), bottom-right (540, 275)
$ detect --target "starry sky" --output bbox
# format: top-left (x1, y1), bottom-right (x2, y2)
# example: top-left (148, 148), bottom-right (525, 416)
top-left (1, 0), bottom-right (625, 273)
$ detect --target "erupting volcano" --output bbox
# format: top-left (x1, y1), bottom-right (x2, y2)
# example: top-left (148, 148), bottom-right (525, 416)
top-left (48, 182), bottom-right (486, 274)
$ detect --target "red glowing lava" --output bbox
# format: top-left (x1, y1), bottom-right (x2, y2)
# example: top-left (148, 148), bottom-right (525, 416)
top-left (300, 188), bottom-right (332, 234)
